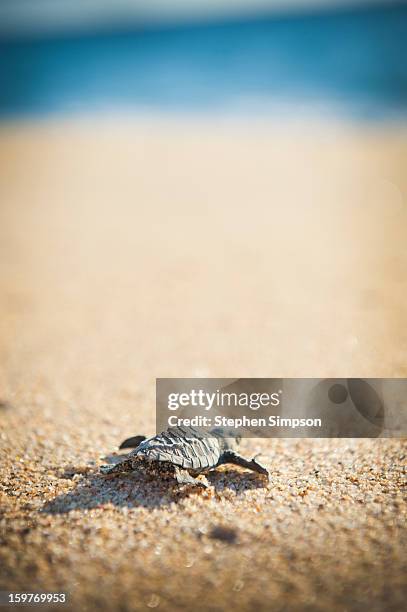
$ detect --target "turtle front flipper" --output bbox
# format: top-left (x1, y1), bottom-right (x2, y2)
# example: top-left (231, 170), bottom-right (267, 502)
top-left (119, 435), bottom-right (146, 449)
top-left (174, 466), bottom-right (207, 489)
top-left (218, 450), bottom-right (269, 479)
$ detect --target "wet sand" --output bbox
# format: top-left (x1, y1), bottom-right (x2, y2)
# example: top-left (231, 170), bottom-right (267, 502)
top-left (0, 116), bottom-right (406, 611)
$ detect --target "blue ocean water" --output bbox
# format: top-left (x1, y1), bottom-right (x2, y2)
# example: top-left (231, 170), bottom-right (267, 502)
top-left (0, 2), bottom-right (406, 120)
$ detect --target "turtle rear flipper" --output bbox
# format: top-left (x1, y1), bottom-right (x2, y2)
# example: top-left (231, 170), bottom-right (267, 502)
top-left (100, 457), bottom-right (134, 475)
top-left (100, 464), bottom-right (117, 475)
top-left (119, 435), bottom-right (146, 449)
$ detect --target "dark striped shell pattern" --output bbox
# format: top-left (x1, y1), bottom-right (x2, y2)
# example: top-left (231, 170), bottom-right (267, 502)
top-left (132, 426), bottom-right (237, 472)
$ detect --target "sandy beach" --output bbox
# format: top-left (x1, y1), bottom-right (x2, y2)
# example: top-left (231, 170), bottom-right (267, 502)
top-left (0, 116), bottom-right (406, 611)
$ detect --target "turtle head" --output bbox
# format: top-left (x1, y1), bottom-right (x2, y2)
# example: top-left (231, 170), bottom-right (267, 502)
top-left (210, 427), bottom-right (242, 449)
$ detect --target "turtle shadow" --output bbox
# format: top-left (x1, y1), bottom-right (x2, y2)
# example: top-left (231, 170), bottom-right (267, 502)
top-left (41, 465), bottom-right (268, 515)
top-left (41, 469), bottom-right (178, 514)
top-left (207, 468), bottom-right (269, 494)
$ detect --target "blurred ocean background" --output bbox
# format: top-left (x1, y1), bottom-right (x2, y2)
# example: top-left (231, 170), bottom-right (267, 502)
top-left (1, 0), bottom-right (407, 120)
top-left (1, 1), bottom-right (406, 395)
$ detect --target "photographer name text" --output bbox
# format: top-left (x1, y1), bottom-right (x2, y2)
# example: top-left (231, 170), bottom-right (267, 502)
top-left (167, 415), bottom-right (322, 429)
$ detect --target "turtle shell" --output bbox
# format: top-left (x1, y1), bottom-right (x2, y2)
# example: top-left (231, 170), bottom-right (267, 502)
top-left (134, 426), bottom-right (222, 471)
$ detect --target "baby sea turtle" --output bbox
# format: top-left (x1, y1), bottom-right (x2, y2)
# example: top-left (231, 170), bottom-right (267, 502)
top-left (100, 426), bottom-right (269, 488)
